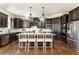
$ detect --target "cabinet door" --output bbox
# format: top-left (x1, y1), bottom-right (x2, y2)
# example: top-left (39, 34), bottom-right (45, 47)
top-left (67, 40), bottom-right (74, 49)
top-left (69, 7), bottom-right (79, 21)
top-left (69, 11), bottom-right (76, 21)
top-left (3, 14), bottom-right (7, 27)
top-left (13, 19), bottom-right (17, 28)
top-left (76, 8), bottom-right (79, 20)
top-left (19, 19), bottom-right (23, 28)
top-left (69, 12), bottom-right (72, 22)
top-left (0, 13), bottom-right (7, 27)
top-left (0, 13), bottom-right (1, 27)
top-left (0, 13), bottom-right (3, 27)
top-left (17, 19), bottom-right (21, 28)
top-left (4, 15), bottom-right (7, 27)
top-left (2, 35), bottom-right (9, 45)
top-left (0, 35), bottom-right (2, 46)
top-left (16, 19), bottom-right (19, 28)
top-left (72, 11), bottom-right (76, 20)
top-left (67, 39), bottom-right (78, 50)
top-left (13, 18), bottom-right (23, 28)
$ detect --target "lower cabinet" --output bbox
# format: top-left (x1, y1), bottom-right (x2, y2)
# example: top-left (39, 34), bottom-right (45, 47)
top-left (0, 34), bottom-right (9, 47)
top-left (0, 33), bottom-right (19, 47)
top-left (9, 33), bottom-right (18, 42)
top-left (67, 39), bottom-right (78, 51)
top-left (61, 33), bottom-right (67, 43)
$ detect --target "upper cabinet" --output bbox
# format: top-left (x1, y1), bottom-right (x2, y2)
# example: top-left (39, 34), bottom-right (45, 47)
top-left (53, 17), bottom-right (61, 24)
top-left (61, 14), bottom-right (69, 34)
top-left (45, 19), bottom-right (53, 29)
top-left (0, 12), bottom-right (8, 27)
top-left (69, 7), bottom-right (79, 22)
top-left (52, 17), bottom-right (61, 33)
top-left (13, 18), bottom-right (23, 28)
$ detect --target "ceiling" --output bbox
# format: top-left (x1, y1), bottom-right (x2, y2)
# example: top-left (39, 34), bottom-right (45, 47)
top-left (0, 3), bottom-right (79, 18)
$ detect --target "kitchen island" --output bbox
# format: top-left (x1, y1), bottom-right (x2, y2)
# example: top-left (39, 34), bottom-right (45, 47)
top-left (0, 27), bottom-right (53, 47)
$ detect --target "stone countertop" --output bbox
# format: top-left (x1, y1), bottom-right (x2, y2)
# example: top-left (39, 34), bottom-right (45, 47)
top-left (0, 32), bottom-right (19, 35)
top-left (0, 28), bottom-right (23, 35)
top-left (0, 28), bottom-right (53, 35)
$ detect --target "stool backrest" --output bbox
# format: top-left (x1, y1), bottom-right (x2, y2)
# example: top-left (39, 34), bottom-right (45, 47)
top-left (45, 34), bottom-right (53, 39)
top-left (18, 33), bottom-right (28, 40)
top-left (37, 34), bottom-right (44, 39)
top-left (28, 34), bottom-right (35, 39)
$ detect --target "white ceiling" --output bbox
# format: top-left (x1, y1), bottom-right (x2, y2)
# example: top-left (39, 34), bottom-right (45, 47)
top-left (0, 3), bottom-right (79, 18)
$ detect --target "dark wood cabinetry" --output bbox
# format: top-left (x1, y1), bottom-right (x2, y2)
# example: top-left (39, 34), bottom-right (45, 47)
top-left (53, 17), bottom-right (61, 24)
top-left (53, 17), bottom-right (61, 33)
top-left (61, 14), bottom-right (69, 43)
top-left (45, 19), bottom-right (53, 29)
top-left (67, 7), bottom-right (79, 51)
top-left (0, 12), bottom-right (8, 27)
top-left (13, 18), bottom-right (23, 28)
top-left (52, 17), bottom-right (61, 41)
top-left (69, 7), bottom-right (79, 22)
top-left (0, 33), bottom-right (19, 47)
top-left (9, 33), bottom-right (19, 42)
top-left (45, 19), bottom-right (52, 24)
top-left (0, 34), bottom-right (9, 47)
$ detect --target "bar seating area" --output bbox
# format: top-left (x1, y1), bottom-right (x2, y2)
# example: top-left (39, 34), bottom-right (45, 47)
top-left (17, 31), bottom-right (55, 51)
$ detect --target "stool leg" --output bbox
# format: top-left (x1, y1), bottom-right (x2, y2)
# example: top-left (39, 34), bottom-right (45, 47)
top-left (18, 42), bottom-right (20, 48)
top-left (43, 42), bottom-right (44, 51)
top-left (20, 42), bottom-right (22, 49)
top-left (25, 42), bottom-right (27, 51)
top-left (35, 41), bottom-right (37, 54)
top-left (28, 42), bottom-right (29, 52)
top-left (34, 42), bottom-right (36, 54)
top-left (45, 42), bottom-right (46, 52)
top-left (18, 42), bottom-right (20, 51)
top-left (34, 42), bottom-right (36, 50)
top-left (51, 42), bottom-right (53, 52)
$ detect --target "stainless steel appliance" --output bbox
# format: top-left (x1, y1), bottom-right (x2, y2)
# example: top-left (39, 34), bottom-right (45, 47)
top-left (67, 21), bottom-right (79, 52)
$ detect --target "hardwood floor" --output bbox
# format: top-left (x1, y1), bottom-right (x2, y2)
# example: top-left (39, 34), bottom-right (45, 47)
top-left (0, 36), bottom-right (79, 55)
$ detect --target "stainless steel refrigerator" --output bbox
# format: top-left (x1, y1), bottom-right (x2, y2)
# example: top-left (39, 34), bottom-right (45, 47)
top-left (67, 21), bottom-right (79, 52)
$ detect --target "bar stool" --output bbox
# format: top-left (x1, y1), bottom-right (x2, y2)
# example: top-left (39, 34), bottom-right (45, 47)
top-left (27, 33), bottom-right (36, 51)
top-left (44, 33), bottom-right (53, 49)
top-left (18, 33), bottom-right (28, 50)
top-left (37, 33), bottom-right (45, 50)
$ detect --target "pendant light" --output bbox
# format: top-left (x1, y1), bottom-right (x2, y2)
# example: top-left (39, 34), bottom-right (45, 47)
top-left (40, 6), bottom-right (46, 22)
top-left (29, 6), bottom-right (33, 21)
top-left (42, 6), bottom-right (45, 17)
top-left (40, 6), bottom-right (46, 28)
